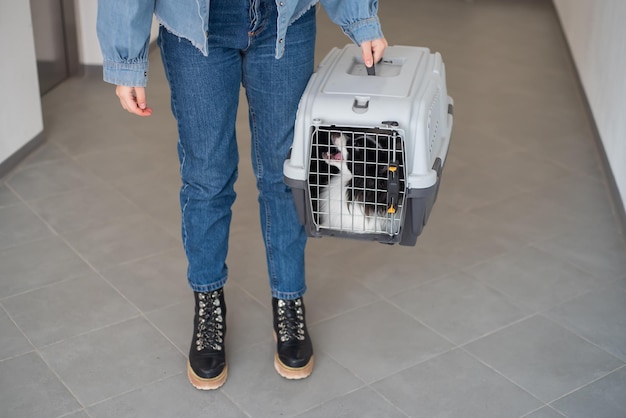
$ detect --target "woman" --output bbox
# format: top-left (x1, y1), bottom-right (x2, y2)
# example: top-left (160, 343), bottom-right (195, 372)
top-left (97, 0), bottom-right (386, 390)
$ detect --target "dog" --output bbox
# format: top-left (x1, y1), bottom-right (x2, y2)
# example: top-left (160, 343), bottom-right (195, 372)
top-left (316, 131), bottom-right (404, 234)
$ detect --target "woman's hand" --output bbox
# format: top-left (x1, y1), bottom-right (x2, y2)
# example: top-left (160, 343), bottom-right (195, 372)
top-left (115, 85), bottom-right (153, 117)
top-left (360, 38), bottom-right (388, 69)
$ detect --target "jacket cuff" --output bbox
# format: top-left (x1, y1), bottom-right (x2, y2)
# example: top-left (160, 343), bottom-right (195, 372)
top-left (102, 60), bottom-right (149, 87)
top-left (341, 16), bottom-right (384, 45)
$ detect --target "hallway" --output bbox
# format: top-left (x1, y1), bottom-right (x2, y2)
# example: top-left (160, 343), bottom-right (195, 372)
top-left (1, 0), bottom-right (625, 416)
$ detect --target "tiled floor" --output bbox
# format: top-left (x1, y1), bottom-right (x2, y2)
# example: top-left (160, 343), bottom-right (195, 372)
top-left (2, 0), bottom-right (626, 417)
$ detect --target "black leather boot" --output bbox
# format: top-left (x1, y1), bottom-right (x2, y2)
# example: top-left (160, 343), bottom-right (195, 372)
top-left (187, 289), bottom-right (227, 390)
top-left (272, 297), bottom-right (314, 379)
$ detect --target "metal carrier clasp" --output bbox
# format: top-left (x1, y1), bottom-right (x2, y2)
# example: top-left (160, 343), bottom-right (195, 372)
top-left (386, 130), bottom-right (401, 215)
top-left (387, 162), bottom-right (400, 214)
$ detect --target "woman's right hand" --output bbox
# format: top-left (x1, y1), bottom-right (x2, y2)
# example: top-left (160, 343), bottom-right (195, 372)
top-left (115, 85), bottom-right (153, 117)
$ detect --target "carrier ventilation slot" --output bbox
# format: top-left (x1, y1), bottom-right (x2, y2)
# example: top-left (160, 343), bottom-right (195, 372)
top-left (307, 127), bottom-right (407, 236)
top-left (428, 90), bottom-right (442, 158)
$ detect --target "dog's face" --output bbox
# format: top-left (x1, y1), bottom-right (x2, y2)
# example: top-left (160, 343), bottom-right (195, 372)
top-left (323, 132), bottom-right (391, 179)
top-left (321, 132), bottom-right (349, 170)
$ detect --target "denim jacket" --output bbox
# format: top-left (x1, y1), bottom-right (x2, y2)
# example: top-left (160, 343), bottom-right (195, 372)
top-left (97, 0), bottom-right (384, 87)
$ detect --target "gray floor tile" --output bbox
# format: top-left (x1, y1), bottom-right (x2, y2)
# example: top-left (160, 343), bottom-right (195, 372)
top-left (74, 142), bottom-right (173, 184)
top-left (490, 97), bottom-right (590, 162)
top-left (226, 237), bottom-right (274, 305)
top-left (464, 315), bottom-right (624, 402)
top-left (440, 123), bottom-right (520, 180)
top-left (344, 239), bottom-right (460, 297)
top-left (550, 141), bottom-right (604, 180)
top-left (439, 158), bottom-right (527, 212)
top-left (305, 271), bottom-right (378, 325)
top-left (546, 282), bottom-right (626, 362)
top-left (442, 149), bottom-right (571, 213)
top-left (468, 188), bottom-right (582, 244)
top-left (391, 272), bottom-right (528, 345)
top-left (49, 109), bottom-right (148, 158)
top-left (295, 386), bottom-right (406, 418)
top-left (0, 184), bottom-right (20, 208)
top-left (613, 276), bottom-right (626, 291)
top-left (418, 203), bottom-right (529, 270)
top-left (40, 317), bottom-right (185, 406)
top-left (373, 349), bottom-right (542, 418)
top-left (0, 203), bottom-right (53, 250)
top-left (0, 352), bottom-right (80, 418)
top-left (3, 272), bottom-right (139, 347)
top-left (303, 238), bottom-right (377, 283)
top-left (223, 343), bottom-right (363, 417)
top-left (110, 168), bottom-right (182, 239)
top-left (551, 366), bottom-right (626, 418)
top-left (126, 117), bottom-right (179, 152)
top-left (221, 283), bottom-right (274, 350)
top-left (109, 159), bottom-right (181, 198)
top-left (62, 214), bottom-right (180, 271)
top-left (533, 222), bottom-right (626, 283)
top-left (28, 185), bottom-right (141, 234)
top-left (6, 158), bottom-right (101, 201)
top-left (465, 245), bottom-right (597, 313)
top-left (57, 410), bottom-right (90, 418)
top-left (0, 307), bottom-right (32, 360)
top-left (312, 300), bottom-right (452, 383)
top-left (486, 150), bottom-right (572, 194)
top-left (145, 297), bottom-right (196, 354)
top-left (523, 407), bottom-right (567, 418)
top-left (102, 247), bottom-right (189, 313)
top-left (0, 236), bottom-right (92, 298)
top-left (15, 140), bottom-right (68, 170)
top-left (88, 373), bottom-right (246, 418)
top-left (531, 174), bottom-right (617, 228)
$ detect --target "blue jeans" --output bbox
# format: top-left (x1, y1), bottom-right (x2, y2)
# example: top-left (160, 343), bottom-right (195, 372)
top-left (158, 0), bottom-right (315, 299)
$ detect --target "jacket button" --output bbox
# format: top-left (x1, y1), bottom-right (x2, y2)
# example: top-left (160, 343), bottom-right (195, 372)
top-left (279, 38), bottom-right (284, 43)
top-left (279, 1), bottom-right (284, 6)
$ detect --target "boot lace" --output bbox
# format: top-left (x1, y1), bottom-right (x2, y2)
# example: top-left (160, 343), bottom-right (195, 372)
top-left (276, 298), bottom-right (306, 342)
top-left (195, 291), bottom-right (224, 351)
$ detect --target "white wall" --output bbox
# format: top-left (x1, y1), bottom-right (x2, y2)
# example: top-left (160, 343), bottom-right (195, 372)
top-left (553, 0), bottom-right (626, 211)
top-left (0, 1), bottom-right (44, 167)
top-left (75, 0), bottom-right (103, 65)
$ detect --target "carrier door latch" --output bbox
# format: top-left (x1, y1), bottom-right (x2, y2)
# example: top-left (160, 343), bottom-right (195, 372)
top-left (387, 162), bottom-right (400, 214)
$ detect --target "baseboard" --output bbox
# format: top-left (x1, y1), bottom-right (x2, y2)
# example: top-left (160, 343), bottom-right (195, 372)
top-left (0, 131), bottom-right (46, 180)
top-left (551, 1), bottom-right (626, 244)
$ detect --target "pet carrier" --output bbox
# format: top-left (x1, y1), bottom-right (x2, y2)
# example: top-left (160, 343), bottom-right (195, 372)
top-left (284, 44), bottom-right (453, 246)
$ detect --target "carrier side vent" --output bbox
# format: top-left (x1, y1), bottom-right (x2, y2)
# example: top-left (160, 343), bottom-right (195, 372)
top-left (427, 90), bottom-right (442, 158)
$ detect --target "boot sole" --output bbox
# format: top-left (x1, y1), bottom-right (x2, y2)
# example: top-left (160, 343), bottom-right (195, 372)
top-left (274, 353), bottom-right (314, 379)
top-left (272, 331), bottom-right (314, 379)
top-left (187, 361), bottom-right (228, 390)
